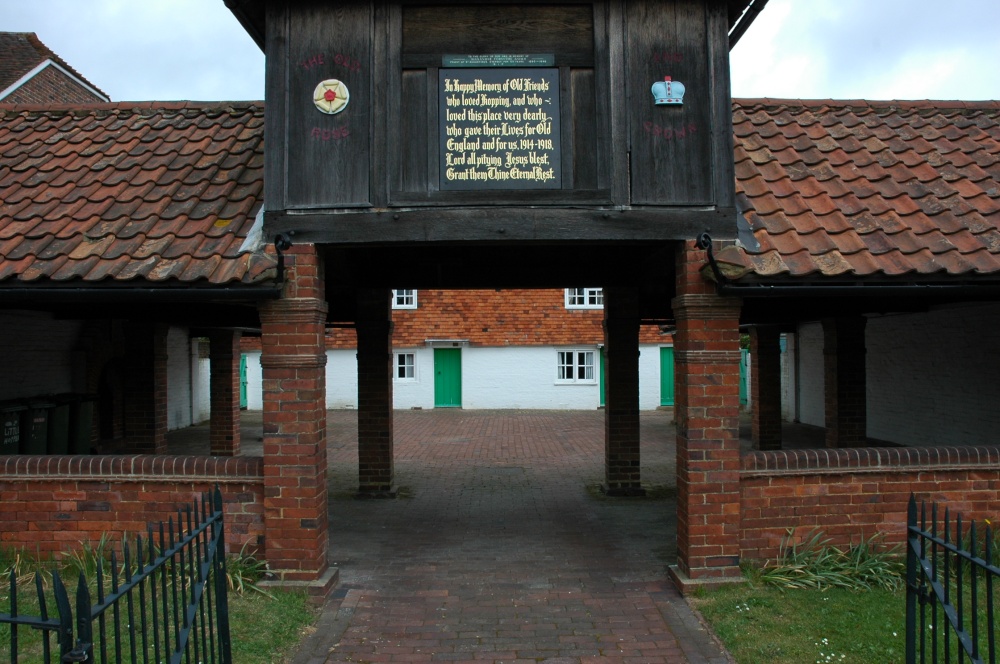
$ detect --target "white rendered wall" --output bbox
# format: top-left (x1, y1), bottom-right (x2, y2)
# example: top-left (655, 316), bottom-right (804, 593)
top-left (0, 311), bottom-right (82, 401)
top-left (780, 333), bottom-right (797, 422)
top-left (245, 344), bottom-right (670, 411)
top-left (327, 350), bottom-right (359, 409)
top-left (191, 341), bottom-right (211, 424)
top-left (796, 322), bottom-right (825, 427)
top-left (460, 346), bottom-right (603, 409)
top-left (867, 303), bottom-right (1000, 446)
top-left (166, 327), bottom-right (194, 431)
top-left (392, 346), bottom-right (435, 409)
top-left (245, 351), bottom-right (263, 410)
top-left (638, 345), bottom-right (663, 411)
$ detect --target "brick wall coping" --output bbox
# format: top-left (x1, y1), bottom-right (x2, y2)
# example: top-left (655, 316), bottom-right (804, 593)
top-left (742, 445), bottom-right (1000, 477)
top-left (0, 455), bottom-right (264, 482)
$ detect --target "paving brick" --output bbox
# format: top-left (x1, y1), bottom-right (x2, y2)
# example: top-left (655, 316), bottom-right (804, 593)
top-left (290, 409), bottom-right (733, 664)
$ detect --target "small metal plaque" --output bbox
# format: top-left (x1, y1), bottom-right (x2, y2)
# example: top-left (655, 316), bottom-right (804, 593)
top-left (439, 68), bottom-right (561, 191)
top-left (443, 54), bottom-right (555, 68)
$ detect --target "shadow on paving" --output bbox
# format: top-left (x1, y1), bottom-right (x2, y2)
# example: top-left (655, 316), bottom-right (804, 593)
top-left (288, 409), bottom-right (733, 664)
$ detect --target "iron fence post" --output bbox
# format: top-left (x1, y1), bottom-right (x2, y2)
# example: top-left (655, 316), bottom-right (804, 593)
top-left (905, 494), bottom-right (917, 664)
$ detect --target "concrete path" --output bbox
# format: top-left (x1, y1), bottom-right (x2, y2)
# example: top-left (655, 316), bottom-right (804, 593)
top-left (289, 409), bottom-right (734, 664)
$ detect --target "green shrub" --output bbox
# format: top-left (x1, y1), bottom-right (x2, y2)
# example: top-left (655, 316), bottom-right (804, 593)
top-left (758, 529), bottom-right (904, 591)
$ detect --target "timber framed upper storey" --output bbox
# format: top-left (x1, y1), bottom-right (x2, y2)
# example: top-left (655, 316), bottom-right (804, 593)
top-left (262, 1), bottom-right (736, 245)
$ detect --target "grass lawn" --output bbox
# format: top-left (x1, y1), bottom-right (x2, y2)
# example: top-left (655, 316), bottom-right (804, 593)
top-left (1, 577), bottom-right (318, 664)
top-left (229, 589), bottom-right (318, 663)
top-left (690, 582), bottom-right (907, 664)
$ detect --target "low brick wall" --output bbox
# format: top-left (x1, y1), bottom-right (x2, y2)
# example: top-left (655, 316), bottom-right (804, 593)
top-left (740, 446), bottom-right (1000, 562)
top-left (0, 455), bottom-right (264, 557)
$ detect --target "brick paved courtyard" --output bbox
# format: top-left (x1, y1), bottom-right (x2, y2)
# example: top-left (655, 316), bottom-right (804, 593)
top-left (287, 409), bottom-right (731, 663)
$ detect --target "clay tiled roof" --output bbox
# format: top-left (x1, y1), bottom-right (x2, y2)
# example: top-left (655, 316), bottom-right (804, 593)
top-left (0, 102), bottom-right (275, 286)
top-left (722, 99), bottom-right (1000, 283)
top-left (0, 32), bottom-right (108, 102)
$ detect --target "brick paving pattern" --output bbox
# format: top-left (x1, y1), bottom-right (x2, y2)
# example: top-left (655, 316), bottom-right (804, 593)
top-left (290, 409), bottom-right (733, 664)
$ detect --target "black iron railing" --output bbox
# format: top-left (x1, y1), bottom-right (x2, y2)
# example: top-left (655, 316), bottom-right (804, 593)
top-left (1, 487), bottom-right (231, 664)
top-left (906, 494), bottom-right (998, 664)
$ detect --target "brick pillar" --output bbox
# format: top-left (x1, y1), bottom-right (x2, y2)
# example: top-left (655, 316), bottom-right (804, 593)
top-left (750, 326), bottom-right (782, 450)
top-left (122, 320), bottom-right (168, 454)
top-left (602, 286), bottom-right (644, 496)
top-left (259, 244), bottom-right (332, 588)
top-left (356, 288), bottom-right (396, 496)
top-left (823, 316), bottom-right (867, 448)
top-left (209, 330), bottom-right (242, 456)
top-left (670, 241), bottom-right (743, 592)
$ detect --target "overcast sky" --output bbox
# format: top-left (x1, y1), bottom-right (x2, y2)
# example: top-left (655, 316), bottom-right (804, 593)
top-left (4, 0), bottom-right (999, 103)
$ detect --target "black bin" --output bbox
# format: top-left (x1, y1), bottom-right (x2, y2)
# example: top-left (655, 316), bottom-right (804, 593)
top-left (1, 402), bottom-right (26, 455)
top-left (22, 400), bottom-right (54, 455)
top-left (47, 394), bottom-right (74, 455)
top-left (70, 394), bottom-right (97, 455)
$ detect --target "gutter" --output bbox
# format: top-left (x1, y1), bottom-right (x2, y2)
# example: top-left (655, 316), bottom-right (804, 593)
top-left (696, 233), bottom-right (1000, 298)
top-left (729, 0), bottom-right (769, 49)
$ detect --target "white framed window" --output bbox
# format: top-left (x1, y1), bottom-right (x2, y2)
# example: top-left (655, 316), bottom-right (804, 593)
top-left (392, 289), bottom-right (417, 309)
top-left (394, 352), bottom-right (416, 381)
top-left (556, 349), bottom-right (596, 384)
top-left (565, 288), bottom-right (603, 309)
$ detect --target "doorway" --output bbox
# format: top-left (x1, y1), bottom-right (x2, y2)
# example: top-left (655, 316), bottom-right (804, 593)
top-left (433, 348), bottom-right (462, 408)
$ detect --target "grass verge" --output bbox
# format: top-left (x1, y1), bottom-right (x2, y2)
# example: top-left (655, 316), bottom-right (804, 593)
top-left (690, 581), bottom-right (906, 663)
top-left (0, 544), bottom-right (318, 664)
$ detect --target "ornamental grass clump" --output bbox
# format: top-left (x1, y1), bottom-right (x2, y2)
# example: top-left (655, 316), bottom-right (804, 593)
top-left (759, 528), bottom-right (904, 591)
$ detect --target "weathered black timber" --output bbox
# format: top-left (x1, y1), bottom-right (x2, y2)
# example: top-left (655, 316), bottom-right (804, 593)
top-left (280, 2), bottom-right (372, 209)
top-left (402, 4), bottom-right (595, 65)
top-left (262, 0), bottom-right (738, 243)
top-left (270, 206), bottom-right (731, 244)
top-left (626, 0), bottom-right (731, 205)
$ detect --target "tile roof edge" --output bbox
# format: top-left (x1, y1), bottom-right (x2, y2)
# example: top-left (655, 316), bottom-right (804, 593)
top-left (0, 100), bottom-right (265, 113)
top-left (733, 97), bottom-right (1000, 110)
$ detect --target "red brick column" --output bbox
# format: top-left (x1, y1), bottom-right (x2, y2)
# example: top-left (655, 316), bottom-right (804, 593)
top-left (122, 321), bottom-right (168, 454)
top-left (356, 288), bottom-right (395, 496)
top-left (602, 286), bottom-right (644, 496)
top-left (259, 245), bottom-right (331, 586)
top-left (209, 330), bottom-right (242, 456)
top-left (750, 326), bottom-right (782, 450)
top-left (670, 241), bottom-right (743, 591)
top-left (823, 316), bottom-right (867, 448)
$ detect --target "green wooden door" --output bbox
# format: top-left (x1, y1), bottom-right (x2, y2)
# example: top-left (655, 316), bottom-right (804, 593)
top-left (434, 348), bottom-right (462, 408)
top-left (740, 348), bottom-right (749, 406)
top-left (659, 347), bottom-right (675, 407)
top-left (239, 354), bottom-right (248, 409)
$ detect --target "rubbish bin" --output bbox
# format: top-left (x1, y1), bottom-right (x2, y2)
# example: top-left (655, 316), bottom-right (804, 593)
top-left (47, 394), bottom-right (73, 455)
top-left (69, 394), bottom-right (97, 455)
top-left (1, 401), bottom-right (26, 455)
top-left (22, 400), bottom-right (53, 455)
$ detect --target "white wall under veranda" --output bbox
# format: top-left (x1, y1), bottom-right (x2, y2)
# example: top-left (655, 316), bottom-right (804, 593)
top-left (865, 303), bottom-right (1000, 446)
top-left (243, 344), bottom-right (667, 410)
top-left (795, 322), bottom-right (825, 427)
top-left (790, 303), bottom-right (1000, 446)
top-left (166, 328), bottom-right (190, 430)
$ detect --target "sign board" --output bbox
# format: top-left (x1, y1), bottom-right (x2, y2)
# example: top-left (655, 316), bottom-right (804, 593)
top-left (439, 68), bottom-right (561, 190)
top-left (443, 54), bottom-right (555, 67)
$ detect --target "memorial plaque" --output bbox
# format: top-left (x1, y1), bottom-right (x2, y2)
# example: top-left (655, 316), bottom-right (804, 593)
top-left (439, 68), bottom-right (561, 190)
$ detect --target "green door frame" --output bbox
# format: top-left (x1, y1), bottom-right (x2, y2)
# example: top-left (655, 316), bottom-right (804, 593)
top-left (239, 354), bottom-right (248, 409)
top-left (434, 348), bottom-right (462, 408)
top-left (659, 346), bottom-right (675, 407)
